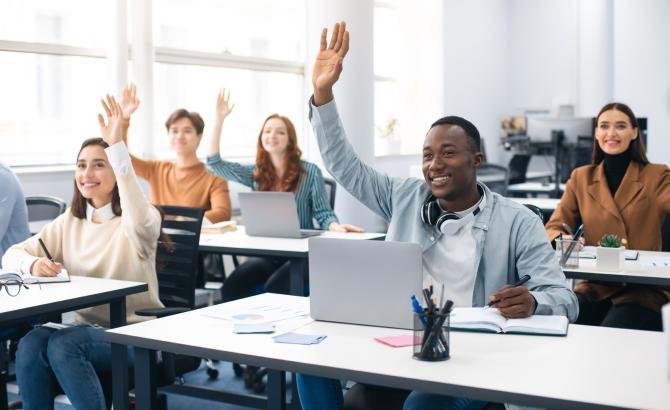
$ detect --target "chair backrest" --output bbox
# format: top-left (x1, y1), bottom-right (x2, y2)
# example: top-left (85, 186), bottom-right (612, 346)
top-left (324, 178), bottom-right (337, 210)
top-left (508, 154), bottom-right (531, 185)
top-left (478, 163), bottom-right (509, 196)
top-left (662, 215), bottom-right (670, 252)
top-left (523, 204), bottom-right (545, 224)
top-left (156, 206), bottom-right (205, 310)
top-left (25, 195), bottom-right (67, 221)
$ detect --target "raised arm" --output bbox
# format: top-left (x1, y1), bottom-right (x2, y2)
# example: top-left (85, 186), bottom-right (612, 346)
top-left (207, 88), bottom-right (235, 157)
top-left (119, 84), bottom-right (140, 143)
top-left (110, 83), bottom-right (154, 178)
top-left (98, 95), bottom-right (161, 258)
top-left (312, 21), bottom-right (349, 107)
top-left (309, 22), bottom-right (398, 220)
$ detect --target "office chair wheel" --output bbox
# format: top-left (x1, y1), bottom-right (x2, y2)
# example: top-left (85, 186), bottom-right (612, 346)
top-left (252, 379), bottom-right (265, 394)
top-left (243, 366), bottom-right (258, 388)
top-left (233, 363), bottom-right (245, 377)
top-left (206, 366), bottom-right (219, 379)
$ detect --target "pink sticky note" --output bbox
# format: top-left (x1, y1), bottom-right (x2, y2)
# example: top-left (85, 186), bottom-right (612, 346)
top-left (374, 335), bottom-right (421, 347)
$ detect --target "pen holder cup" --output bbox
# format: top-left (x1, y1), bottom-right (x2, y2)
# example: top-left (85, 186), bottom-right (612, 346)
top-left (555, 239), bottom-right (580, 268)
top-left (413, 311), bottom-right (450, 362)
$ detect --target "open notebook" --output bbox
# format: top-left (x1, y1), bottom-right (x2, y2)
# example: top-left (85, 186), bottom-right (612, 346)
top-left (449, 307), bottom-right (568, 336)
top-left (0, 268), bottom-right (70, 284)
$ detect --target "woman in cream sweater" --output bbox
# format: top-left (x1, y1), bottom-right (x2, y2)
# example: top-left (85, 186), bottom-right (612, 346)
top-left (2, 96), bottom-right (163, 410)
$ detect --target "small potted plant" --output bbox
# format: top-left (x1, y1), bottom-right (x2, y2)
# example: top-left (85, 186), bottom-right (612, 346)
top-left (596, 234), bottom-right (625, 271)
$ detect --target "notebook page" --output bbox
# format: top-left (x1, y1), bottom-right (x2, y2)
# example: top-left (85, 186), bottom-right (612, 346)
top-left (502, 315), bottom-right (568, 335)
top-left (449, 307), bottom-right (507, 332)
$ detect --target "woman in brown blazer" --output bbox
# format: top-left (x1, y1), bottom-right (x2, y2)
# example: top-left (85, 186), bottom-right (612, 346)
top-left (546, 102), bottom-right (670, 331)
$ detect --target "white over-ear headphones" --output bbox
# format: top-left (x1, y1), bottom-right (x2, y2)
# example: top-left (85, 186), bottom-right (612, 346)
top-left (420, 185), bottom-right (486, 235)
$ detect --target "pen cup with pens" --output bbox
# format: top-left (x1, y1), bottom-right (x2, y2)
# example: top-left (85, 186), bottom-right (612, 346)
top-left (555, 238), bottom-right (580, 268)
top-left (413, 310), bottom-right (450, 361)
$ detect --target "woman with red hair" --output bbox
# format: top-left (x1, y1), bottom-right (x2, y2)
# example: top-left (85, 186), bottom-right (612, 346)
top-left (206, 89), bottom-right (362, 300)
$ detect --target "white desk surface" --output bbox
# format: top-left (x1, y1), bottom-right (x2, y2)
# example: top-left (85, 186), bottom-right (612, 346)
top-left (509, 197), bottom-right (560, 211)
top-left (107, 295), bottom-right (670, 410)
top-left (199, 226), bottom-right (385, 255)
top-left (508, 182), bottom-right (566, 193)
top-left (563, 250), bottom-right (670, 286)
top-left (0, 275), bottom-right (147, 323)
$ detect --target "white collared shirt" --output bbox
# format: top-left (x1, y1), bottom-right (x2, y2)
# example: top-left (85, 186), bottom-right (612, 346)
top-left (86, 202), bottom-right (115, 224)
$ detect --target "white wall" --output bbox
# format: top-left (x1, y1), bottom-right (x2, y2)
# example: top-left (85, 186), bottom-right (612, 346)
top-left (506, 0), bottom-right (579, 113)
top-left (613, 0), bottom-right (670, 165)
top-left (442, 0), bottom-right (509, 164)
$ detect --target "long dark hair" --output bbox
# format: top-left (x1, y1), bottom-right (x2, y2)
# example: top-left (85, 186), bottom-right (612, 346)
top-left (253, 114), bottom-right (304, 192)
top-left (592, 102), bottom-right (649, 165)
top-left (70, 138), bottom-right (122, 219)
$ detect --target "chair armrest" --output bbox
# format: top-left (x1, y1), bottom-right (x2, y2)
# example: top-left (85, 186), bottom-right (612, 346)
top-left (135, 307), bottom-right (191, 318)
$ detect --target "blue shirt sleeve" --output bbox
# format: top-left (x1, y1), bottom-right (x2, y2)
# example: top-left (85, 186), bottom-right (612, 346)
top-left (205, 153), bottom-right (256, 189)
top-left (309, 98), bottom-right (396, 221)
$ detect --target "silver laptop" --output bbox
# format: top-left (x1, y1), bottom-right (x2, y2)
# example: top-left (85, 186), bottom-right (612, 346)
top-left (239, 192), bottom-right (323, 239)
top-left (309, 237), bottom-right (423, 329)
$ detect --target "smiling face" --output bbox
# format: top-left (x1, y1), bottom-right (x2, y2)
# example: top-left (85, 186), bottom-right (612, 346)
top-left (422, 124), bottom-right (482, 202)
top-left (260, 117), bottom-right (290, 156)
top-left (75, 145), bottom-right (116, 208)
top-left (595, 109), bottom-right (638, 156)
top-left (168, 117), bottom-right (202, 155)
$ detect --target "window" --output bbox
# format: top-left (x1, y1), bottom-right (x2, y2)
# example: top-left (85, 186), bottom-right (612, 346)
top-left (0, 1), bottom-right (110, 167)
top-left (154, 0), bottom-right (305, 61)
top-left (150, 0), bottom-right (306, 159)
top-left (374, 0), bottom-right (443, 156)
top-left (152, 63), bottom-right (304, 159)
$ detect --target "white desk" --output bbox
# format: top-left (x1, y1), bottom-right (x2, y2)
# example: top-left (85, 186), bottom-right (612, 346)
top-left (563, 250), bottom-right (670, 286)
top-left (509, 197), bottom-right (560, 212)
top-left (107, 294), bottom-right (670, 410)
top-left (508, 182), bottom-right (566, 198)
top-left (0, 276), bottom-right (147, 410)
top-left (199, 226), bottom-right (385, 295)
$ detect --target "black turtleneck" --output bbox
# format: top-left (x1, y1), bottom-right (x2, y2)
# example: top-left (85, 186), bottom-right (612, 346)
top-left (603, 149), bottom-right (632, 196)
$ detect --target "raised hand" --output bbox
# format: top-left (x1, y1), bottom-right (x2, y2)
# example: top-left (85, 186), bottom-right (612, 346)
top-left (312, 21), bottom-right (349, 106)
top-left (119, 83), bottom-right (140, 119)
top-left (215, 88), bottom-right (235, 121)
top-left (97, 95), bottom-right (124, 146)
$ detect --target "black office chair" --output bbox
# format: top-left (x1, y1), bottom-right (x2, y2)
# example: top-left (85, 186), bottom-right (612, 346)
top-left (523, 204), bottom-right (545, 224)
top-left (25, 195), bottom-right (67, 235)
top-left (478, 163), bottom-right (509, 196)
top-left (508, 154), bottom-right (531, 185)
top-left (324, 178), bottom-right (337, 210)
top-left (662, 215), bottom-right (670, 252)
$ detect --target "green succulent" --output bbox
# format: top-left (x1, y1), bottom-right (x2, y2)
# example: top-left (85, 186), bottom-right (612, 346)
top-left (599, 234), bottom-right (622, 248)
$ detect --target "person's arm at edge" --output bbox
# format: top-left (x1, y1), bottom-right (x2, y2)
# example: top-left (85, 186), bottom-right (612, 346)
top-left (516, 211), bottom-right (579, 322)
top-left (204, 177), bottom-right (232, 223)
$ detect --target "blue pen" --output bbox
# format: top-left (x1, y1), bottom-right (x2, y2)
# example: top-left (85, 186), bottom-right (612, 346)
top-left (411, 295), bottom-right (427, 325)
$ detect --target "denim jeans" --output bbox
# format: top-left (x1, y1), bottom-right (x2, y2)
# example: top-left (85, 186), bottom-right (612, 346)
top-left (296, 374), bottom-right (486, 410)
top-left (15, 324), bottom-right (133, 410)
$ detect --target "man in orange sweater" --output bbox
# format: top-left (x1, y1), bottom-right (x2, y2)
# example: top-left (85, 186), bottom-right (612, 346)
top-left (114, 84), bottom-right (232, 224)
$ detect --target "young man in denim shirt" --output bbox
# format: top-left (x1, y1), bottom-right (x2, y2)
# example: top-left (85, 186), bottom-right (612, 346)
top-left (297, 22), bottom-right (578, 410)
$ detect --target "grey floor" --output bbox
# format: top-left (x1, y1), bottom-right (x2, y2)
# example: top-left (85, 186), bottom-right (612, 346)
top-left (7, 359), bottom-right (295, 409)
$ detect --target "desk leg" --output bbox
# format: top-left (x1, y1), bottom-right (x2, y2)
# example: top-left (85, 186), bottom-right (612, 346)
top-left (0, 341), bottom-right (8, 410)
top-left (288, 258), bottom-right (307, 296)
top-left (134, 348), bottom-right (157, 410)
top-left (267, 369), bottom-right (286, 410)
top-left (110, 298), bottom-right (129, 410)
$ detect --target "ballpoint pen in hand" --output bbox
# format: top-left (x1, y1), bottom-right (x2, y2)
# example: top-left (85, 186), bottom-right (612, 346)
top-left (487, 274), bottom-right (531, 307)
top-left (38, 238), bottom-right (54, 262)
